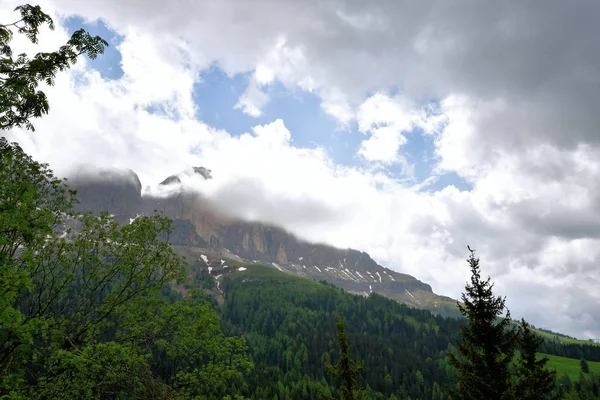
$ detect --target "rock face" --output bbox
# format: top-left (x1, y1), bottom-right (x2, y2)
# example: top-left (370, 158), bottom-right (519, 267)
top-left (160, 166), bottom-right (212, 186)
top-left (69, 168), bottom-right (143, 223)
top-left (68, 167), bottom-right (458, 316)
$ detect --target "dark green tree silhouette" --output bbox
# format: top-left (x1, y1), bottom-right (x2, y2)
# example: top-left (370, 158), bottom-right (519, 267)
top-left (581, 358), bottom-right (590, 374)
top-left (513, 319), bottom-right (563, 399)
top-left (319, 313), bottom-right (364, 400)
top-left (449, 247), bottom-right (517, 400)
top-left (1, 4), bottom-right (108, 131)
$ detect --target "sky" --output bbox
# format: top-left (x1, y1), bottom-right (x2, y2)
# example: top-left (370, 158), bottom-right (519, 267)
top-left (2, 0), bottom-right (600, 339)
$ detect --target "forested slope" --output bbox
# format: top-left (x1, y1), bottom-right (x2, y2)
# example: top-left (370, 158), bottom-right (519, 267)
top-left (219, 265), bottom-right (460, 399)
top-left (202, 263), bottom-right (600, 400)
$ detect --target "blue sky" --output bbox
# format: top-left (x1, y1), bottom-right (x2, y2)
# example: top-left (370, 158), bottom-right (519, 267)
top-left (65, 16), bottom-right (470, 193)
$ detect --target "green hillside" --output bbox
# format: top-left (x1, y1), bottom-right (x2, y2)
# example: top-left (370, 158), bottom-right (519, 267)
top-left (213, 263), bottom-right (600, 399)
top-left (533, 328), bottom-right (599, 346)
top-left (543, 353), bottom-right (600, 381)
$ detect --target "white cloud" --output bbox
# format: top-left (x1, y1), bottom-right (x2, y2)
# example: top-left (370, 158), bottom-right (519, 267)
top-left (234, 77), bottom-right (270, 117)
top-left (358, 126), bottom-right (407, 164)
top-left (117, 29), bottom-right (198, 119)
top-left (4, 0), bottom-right (600, 339)
top-left (356, 93), bottom-right (442, 165)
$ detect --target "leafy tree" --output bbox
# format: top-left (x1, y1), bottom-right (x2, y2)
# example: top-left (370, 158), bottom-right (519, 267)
top-left (1, 4), bottom-right (107, 131)
top-left (0, 136), bottom-right (78, 380)
top-left (31, 342), bottom-right (168, 399)
top-left (0, 139), bottom-right (183, 396)
top-left (513, 319), bottom-right (563, 400)
top-left (319, 313), bottom-right (364, 400)
top-left (581, 358), bottom-right (590, 374)
top-left (118, 294), bottom-right (253, 399)
top-left (0, 138), bottom-right (255, 398)
top-left (449, 248), bottom-right (517, 400)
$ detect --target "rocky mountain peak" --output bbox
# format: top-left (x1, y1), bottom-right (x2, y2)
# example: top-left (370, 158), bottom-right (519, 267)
top-left (69, 167), bottom-right (143, 219)
top-left (192, 166), bottom-right (212, 179)
top-left (160, 166), bottom-right (212, 186)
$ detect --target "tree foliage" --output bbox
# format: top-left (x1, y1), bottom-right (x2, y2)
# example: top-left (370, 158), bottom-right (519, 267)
top-left (118, 294), bottom-right (254, 399)
top-left (0, 4), bottom-right (108, 131)
top-left (450, 249), bottom-right (565, 400)
top-left (582, 358), bottom-right (590, 374)
top-left (0, 138), bottom-right (253, 398)
top-left (31, 341), bottom-right (163, 400)
top-left (221, 266), bottom-right (462, 399)
top-left (449, 248), bottom-right (517, 400)
top-left (513, 319), bottom-right (562, 400)
top-left (319, 313), bottom-right (364, 400)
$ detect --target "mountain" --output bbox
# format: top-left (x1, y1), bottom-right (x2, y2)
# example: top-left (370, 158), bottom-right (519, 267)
top-left (63, 166), bottom-right (600, 399)
top-left (69, 166), bottom-right (458, 316)
top-left (160, 166), bottom-right (212, 185)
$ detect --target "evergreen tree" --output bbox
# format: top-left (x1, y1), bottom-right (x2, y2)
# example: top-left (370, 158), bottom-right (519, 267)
top-left (513, 319), bottom-right (563, 399)
top-left (581, 358), bottom-right (590, 374)
top-left (319, 313), bottom-right (365, 400)
top-left (449, 248), bottom-right (517, 400)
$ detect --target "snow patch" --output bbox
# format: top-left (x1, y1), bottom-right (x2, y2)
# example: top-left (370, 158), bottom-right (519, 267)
top-left (208, 267), bottom-right (212, 273)
top-left (314, 265), bottom-right (322, 273)
top-left (376, 272), bottom-right (382, 283)
top-left (344, 268), bottom-right (358, 282)
top-left (272, 262), bottom-right (283, 272)
top-left (299, 256), bottom-right (303, 261)
top-left (238, 267), bottom-right (247, 271)
top-left (302, 265), bottom-right (306, 269)
top-left (214, 274), bottom-right (222, 292)
top-left (221, 259), bottom-right (225, 265)
top-left (339, 269), bottom-right (351, 279)
top-left (405, 289), bottom-right (415, 298)
top-left (366, 271), bottom-right (377, 282)
top-left (200, 254), bottom-right (209, 265)
top-left (369, 285), bottom-right (372, 293)
top-left (355, 271), bottom-right (364, 280)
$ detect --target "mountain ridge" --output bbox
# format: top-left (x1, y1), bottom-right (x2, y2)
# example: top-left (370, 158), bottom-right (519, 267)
top-left (68, 166), bottom-right (458, 315)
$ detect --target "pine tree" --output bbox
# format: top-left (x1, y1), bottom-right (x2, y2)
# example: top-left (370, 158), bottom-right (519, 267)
top-left (513, 319), bottom-right (563, 399)
top-left (580, 358), bottom-right (590, 374)
top-left (449, 247), bottom-right (517, 400)
top-left (319, 313), bottom-right (364, 400)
